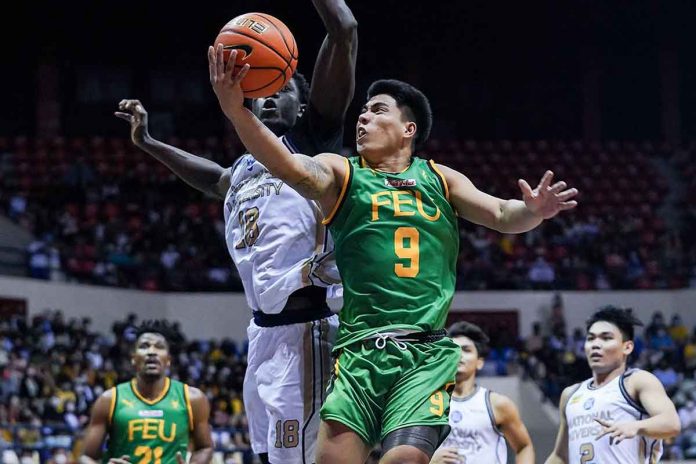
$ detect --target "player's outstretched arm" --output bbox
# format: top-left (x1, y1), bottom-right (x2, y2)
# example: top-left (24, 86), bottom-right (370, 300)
top-left (491, 393), bottom-right (535, 464)
top-left (595, 370), bottom-right (680, 443)
top-left (436, 164), bottom-right (578, 234)
top-left (545, 385), bottom-right (577, 464)
top-left (115, 100), bottom-right (230, 199)
top-left (79, 389), bottom-right (131, 464)
top-left (309, 0), bottom-right (358, 126)
top-left (209, 46), bottom-right (344, 204)
top-left (187, 387), bottom-right (214, 464)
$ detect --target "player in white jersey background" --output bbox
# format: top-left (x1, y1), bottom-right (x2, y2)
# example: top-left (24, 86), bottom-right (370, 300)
top-left (431, 322), bottom-right (534, 464)
top-left (115, 2), bottom-right (358, 462)
top-left (545, 306), bottom-right (681, 464)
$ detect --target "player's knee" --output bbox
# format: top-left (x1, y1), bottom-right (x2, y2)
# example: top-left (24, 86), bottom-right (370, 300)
top-left (380, 425), bottom-right (449, 462)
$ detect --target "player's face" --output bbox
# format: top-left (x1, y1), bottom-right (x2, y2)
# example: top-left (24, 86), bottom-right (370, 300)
top-left (585, 321), bottom-right (633, 374)
top-left (452, 336), bottom-right (484, 380)
top-left (132, 333), bottom-right (171, 379)
top-left (251, 78), bottom-right (304, 136)
top-left (357, 94), bottom-right (416, 158)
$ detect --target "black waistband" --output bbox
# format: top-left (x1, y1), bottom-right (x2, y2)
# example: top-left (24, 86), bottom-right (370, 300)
top-left (253, 286), bottom-right (332, 327)
top-left (358, 329), bottom-right (448, 347)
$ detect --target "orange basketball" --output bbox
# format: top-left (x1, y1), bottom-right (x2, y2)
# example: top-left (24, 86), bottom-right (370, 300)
top-left (214, 12), bottom-right (298, 98)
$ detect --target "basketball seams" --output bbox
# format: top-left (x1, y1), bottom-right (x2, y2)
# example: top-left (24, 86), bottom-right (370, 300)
top-left (216, 12), bottom-right (297, 97)
top-left (218, 28), bottom-right (292, 68)
top-left (254, 13), bottom-right (298, 60)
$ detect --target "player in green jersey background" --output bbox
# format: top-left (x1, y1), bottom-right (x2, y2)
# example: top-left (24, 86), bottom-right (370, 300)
top-left (80, 320), bottom-right (213, 464)
top-left (209, 48), bottom-right (579, 464)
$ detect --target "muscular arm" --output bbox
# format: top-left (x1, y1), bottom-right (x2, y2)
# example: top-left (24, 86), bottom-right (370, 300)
top-left (438, 164), bottom-right (544, 233)
top-left (135, 137), bottom-right (231, 200)
top-left (491, 393), bottom-right (534, 464)
top-left (631, 371), bottom-right (681, 439)
top-left (79, 389), bottom-right (113, 464)
top-left (188, 387), bottom-right (214, 464)
top-left (115, 99), bottom-right (230, 199)
top-left (309, 0), bottom-right (358, 126)
top-left (545, 385), bottom-right (577, 464)
top-left (226, 105), bottom-right (345, 208)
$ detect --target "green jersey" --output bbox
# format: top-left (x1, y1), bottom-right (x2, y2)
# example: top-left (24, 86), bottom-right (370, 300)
top-left (324, 156), bottom-right (459, 348)
top-left (104, 378), bottom-right (192, 464)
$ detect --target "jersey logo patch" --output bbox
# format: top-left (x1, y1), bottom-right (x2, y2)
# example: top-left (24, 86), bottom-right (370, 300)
top-left (138, 409), bottom-right (164, 418)
top-left (583, 398), bottom-right (595, 410)
top-left (451, 410), bottom-right (463, 423)
top-left (171, 400), bottom-right (180, 409)
top-left (246, 158), bottom-right (255, 171)
top-left (384, 178), bottom-right (416, 188)
top-left (569, 394), bottom-right (583, 404)
top-left (121, 399), bottom-right (134, 408)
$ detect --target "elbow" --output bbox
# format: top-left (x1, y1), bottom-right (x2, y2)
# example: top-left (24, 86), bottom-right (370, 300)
top-left (667, 419), bottom-right (681, 438)
top-left (328, 14), bottom-right (358, 42)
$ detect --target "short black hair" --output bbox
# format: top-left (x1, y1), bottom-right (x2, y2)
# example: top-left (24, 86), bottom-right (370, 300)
top-left (585, 306), bottom-right (644, 341)
top-left (448, 321), bottom-right (490, 358)
top-left (134, 320), bottom-right (176, 349)
top-left (367, 79), bottom-right (433, 150)
top-left (292, 72), bottom-right (309, 105)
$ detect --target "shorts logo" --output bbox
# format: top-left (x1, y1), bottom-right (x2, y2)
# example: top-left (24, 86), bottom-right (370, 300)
top-left (138, 410), bottom-right (164, 418)
top-left (384, 178), bottom-right (416, 188)
top-left (583, 398), bottom-right (595, 410)
top-left (451, 411), bottom-right (463, 423)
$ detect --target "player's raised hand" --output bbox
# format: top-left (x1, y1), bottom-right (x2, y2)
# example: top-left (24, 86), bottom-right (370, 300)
top-left (518, 170), bottom-right (578, 219)
top-left (208, 45), bottom-right (250, 119)
top-left (175, 451), bottom-right (186, 464)
top-left (107, 455), bottom-right (131, 464)
top-left (594, 417), bottom-right (640, 445)
top-left (115, 99), bottom-right (150, 146)
top-left (430, 447), bottom-right (464, 464)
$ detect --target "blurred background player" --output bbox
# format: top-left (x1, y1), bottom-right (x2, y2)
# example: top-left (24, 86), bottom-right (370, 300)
top-left (79, 320), bottom-right (213, 464)
top-left (115, 1), bottom-right (357, 463)
top-left (209, 40), bottom-right (578, 461)
top-left (431, 321), bottom-right (534, 464)
top-left (545, 306), bottom-right (681, 464)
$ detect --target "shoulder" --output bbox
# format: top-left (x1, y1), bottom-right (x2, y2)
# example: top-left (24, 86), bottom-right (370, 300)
top-left (186, 385), bottom-right (207, 401)
top-left (490, 392), bottom-right (520, 422)
top-left (623, 368), bottom-right (663, 392)
top-left (560, 382), bottom-right (583, 408)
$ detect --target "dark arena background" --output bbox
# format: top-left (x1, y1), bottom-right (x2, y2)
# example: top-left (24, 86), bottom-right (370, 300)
top-left (1, 1), bottom-right (696, 462)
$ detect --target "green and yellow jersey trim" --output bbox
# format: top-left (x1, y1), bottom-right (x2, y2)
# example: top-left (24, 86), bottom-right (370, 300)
top-left (107, 387), bottom-right (117, 425)
top-left (322, 157), bottom-right (352, 226)
top-left (427, 160), bottom-right (450, 202)
top-left (183, 384), bottom-right (194, 431)
top-left (130, 377), bottom-right (171, 405)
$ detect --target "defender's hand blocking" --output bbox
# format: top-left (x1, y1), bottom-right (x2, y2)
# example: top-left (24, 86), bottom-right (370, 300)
top-left (518, 170), bottom-right (578, 219)
top-left (430, 447), bottom-right (464, 464)
top-left (115, 99), bottom-right (150, 146)
top-left (208, 45), bottom-right (251, 119)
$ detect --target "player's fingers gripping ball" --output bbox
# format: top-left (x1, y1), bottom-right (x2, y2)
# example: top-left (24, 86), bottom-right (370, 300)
top-left (214, 12), bottom-right (299, 98)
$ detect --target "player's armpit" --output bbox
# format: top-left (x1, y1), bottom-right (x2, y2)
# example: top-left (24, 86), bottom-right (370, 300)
top-left (491, 393), bottom-right (534, 463)
top-left (288, 153), bottom-right (346, 208)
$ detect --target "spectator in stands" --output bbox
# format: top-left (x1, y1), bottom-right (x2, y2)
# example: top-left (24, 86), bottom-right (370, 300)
top-left (669, 314), bottom-right (689, 345)
top-left (528, 254), bottom-right (555, 289)
top-left (654, 359), bottom-right (681, 395)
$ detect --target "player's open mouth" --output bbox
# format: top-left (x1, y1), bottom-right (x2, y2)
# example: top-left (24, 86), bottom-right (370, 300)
top-left (590, 353), bottom-right (602, 360)
top-left (357, 127), bottom-right (367, 141)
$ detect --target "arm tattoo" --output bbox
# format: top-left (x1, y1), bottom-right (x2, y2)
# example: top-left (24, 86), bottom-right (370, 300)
top-left (290, 156), bottom-right (332, 199)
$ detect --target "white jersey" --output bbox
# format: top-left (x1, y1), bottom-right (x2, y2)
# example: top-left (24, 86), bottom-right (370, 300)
top-left (224, 138), bottom-right (341, 314)
top-left (439, 386), bottom-right (507, 464)
top-left (566, 369), bottom-right (663, 464)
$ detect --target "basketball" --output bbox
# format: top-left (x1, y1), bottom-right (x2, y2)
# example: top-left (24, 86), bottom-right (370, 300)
top-left (214, 13), bottom-right (299, 98)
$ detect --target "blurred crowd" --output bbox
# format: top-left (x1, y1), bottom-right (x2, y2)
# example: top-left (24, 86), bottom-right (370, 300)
top-left (521, 299), bottom-right (696, 460)
top-left (1, 137), bottom-right (695, 292)
top-left (0, 311), bottom-right (252, 464)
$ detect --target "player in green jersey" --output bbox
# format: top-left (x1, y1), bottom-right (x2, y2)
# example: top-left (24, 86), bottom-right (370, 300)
top-left (80, 320), bottom-right (213, 464)
top-left (209, 49), bottom-right (578, 464)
